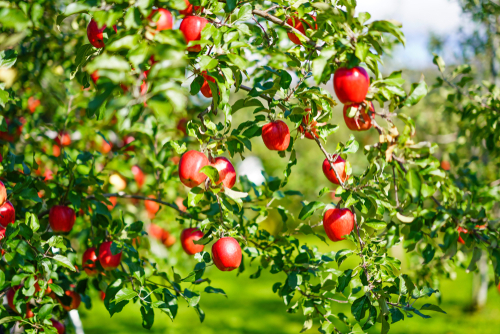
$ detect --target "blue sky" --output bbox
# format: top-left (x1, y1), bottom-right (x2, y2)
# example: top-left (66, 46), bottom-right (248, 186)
top-left (357, 0), bottom-right (465, 69)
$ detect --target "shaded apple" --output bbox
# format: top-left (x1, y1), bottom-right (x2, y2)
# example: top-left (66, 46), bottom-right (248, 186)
top-left (149, 8), bottom-right (173, 31)
top-left (87, 19), bottom-right (106, 48)
top-left (49, 205), bottom-right (76, 233)
top-left (181, 228), bottom-right (204, 255)
top-left (343, 102), bottom-right (373, 131)
top-left (211, 157), bottom-right (236, 189)
top-left (0, 200), bottom-right (15, 227)
top-left (98, 241), bottom-right (122, 270)
top-left (82, 247), bottom-right (99, 276)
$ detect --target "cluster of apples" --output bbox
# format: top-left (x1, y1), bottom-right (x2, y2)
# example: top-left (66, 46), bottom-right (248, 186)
top-left (86, 1), bottom-right (215, 98)
top-left (82, 241), bottom-right (123, 275)
top-left (178, 150), bottom-right (236, 189)
top-left (6, 280), bottom-right (71, 333)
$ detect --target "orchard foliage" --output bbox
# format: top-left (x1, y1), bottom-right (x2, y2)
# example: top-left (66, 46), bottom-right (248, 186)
top-left (0, 0), bottom-right (499, 333)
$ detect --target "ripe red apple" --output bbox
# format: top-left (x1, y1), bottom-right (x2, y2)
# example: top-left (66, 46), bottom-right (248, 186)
top-left (441, 160), bottom-right (451, 171)
top-left (82, 247), bottom-right (99, 276)
top-left (90, 70), bottom-right (100, 85)
top-left (298, 109), bottom-right (325, 140)
top-left (7, 286), bottom-right (33, 318)
top-left (211, 157), bottom-right (236, 188)
top-left (149, 8), bottom-right (173, 31)
top-left (200, 72), bottom-right (216, 98)
top-left (106, 196), bottom-right (117, 210)
top-left (98, 241), bottom-right (122, 270)
top-left (87, 19), bottom-right (106, 48)
top-left (181, 228), bottom-right (204, 255)
top-left (0, 201), bottom-right (15, 227)
top-left (333, 67), bottom-right (370, 104)
top-left (101, 138), bottom-right (113, 154)
top-left (323, 208), bottom-right (354, 242)
top-left (162, 231), bottom-right (176, 248)
top-left (44, 169), bottom-right (54, 181)
top-left (262, 120), bottom-right (290, 151)
top-left (322, 156), bottom-right (349, 185)
top-left (0, 180), bottom-right (6, 205)
top-left (55, 132), bottom-right (71, 146)
top-left (149, 223), bottom-right (165, 240)
top-left (49, 205), bottom-right (76, 233)
top-left (179, 150), bottom-right (209, 188)
top-left (175, 197), bottom-right (187, 212)
top-left (145, 195), bottom-right (160, 219)
top-left (59, 290), bottom-right (81, 311)
top-left (122, 136), bottom-right (135, 152)
top-left (100, 291), bottom-right (106, 301)
top-left (0, 118), bottom-right (23, 142)
top-left (343, 102), bottom-right (373, 131)
top-left (179, 16), bottom-right (208, 52)
top-left (177, 118), bottom-right (188, 136)
top-left (50, 319), bottom-right (65, 334)
top-left (179, 0), bottom-right (202, 16)
top-left (0, 225), bottom-right (5, 240)
top-left (131, 165), bottom-right (145, 188)
top-left (28, 96), bottom-right (40, 113)
top-left (212, 237), bottom-right (242, 271)
top-left (286, 16), bottom-right (316, 45)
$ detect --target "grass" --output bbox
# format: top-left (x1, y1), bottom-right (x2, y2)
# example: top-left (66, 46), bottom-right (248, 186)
top-left (79, 244), bottom-right (500, 334)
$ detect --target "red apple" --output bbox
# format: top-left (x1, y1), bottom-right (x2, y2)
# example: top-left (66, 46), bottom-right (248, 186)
top-left (179, 150), bottom-right (209, 188)
top-left (177, 118), bottom-right (188, 136)
top-left (286, 16), bottom-right (316, 45)
top-left (211, 157), bottom-right (236, 188)
top-left (106, 196), bottom-right (117, 210)
top-left (343, 102), bottom-right (373, 131)
top-left (122, 136), bottom-right (135, 152)
top-left (100, 291), bottom-right (106, 301)
top-left (28, 97), bottom-right (40, 113)
top-left (149, 8), bottom-right (173, 31)
top-left (298, 109), bottom-right (325, 140)
top-left (212, 237), bottom-right (242, 271)
top-left (179, 0), bottom-right (202, 16)
top-left (149, 223), bottom-right (165, 240)
top-left (162, 231), bottom-right (176, 248)
top-left (59, 290), bottom-right (81, 311)
top-left (131, 165), bottom-right (145, 188)
top-left (50, 319), bottom-right (65, 334)
top-left (323, 208), bottom-right (355, 242)
top-left (101, 138), bottom-right (113, 153)
top-left (0, 118), bottom-right (23, 142)
top-left (441, 160), bottom-right (451, 171)
top-left (0, 153), bottom-right (2, 163)
top-left (91, 70), bottom-right (100, 85)
top-left (262, 120), bottom-right (290, 151)
top-left (55, 132), bottom-right (71, 146)
top-left (0, 225), bottom-right (5, 240)
top-left (179, 16), bottom-right (208, 52)
top-left (52, 145), bottom-right (61, 157)
top-left (145, 195), bottom-right (160, 219)
top-left (175, 197), bottom-right (187, 212)
top-left (82, 247), bottom-right (99, 276)
top-left (49, 205), bottom-right (76, 233)
top-left (0, 201), bottom-right (15, 227)
top-left (0, 180), bottom-right (6, 205)
top-left (98, 241), bottom-right (122, 270)
top-left (200, 72), bottom-right (216, 98)
top-left (322, 156), bottom-right (349, 185)
top-left (87, 19), bottom-right (106, 48)
top-left (7, 286), bottom-right (33, 317)
top-left (333, 67), bottom-right (370, 104)
top-left (181, 228), bottom-right (204, 255)
top-left (44, 169), bottom-right (54, 181)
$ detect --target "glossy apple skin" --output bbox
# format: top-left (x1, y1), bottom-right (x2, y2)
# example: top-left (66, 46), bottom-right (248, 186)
top-left (179, 16), bottom-right (208, 52)
top-left (59, 290), bottom-right (81, 311)
top-left (287, 16), bottom-right (316, 45)
top-left (50, 319), bottom-right (65, 334)
top-left (333, 67), bottom-right (370, 104)
top-left (322, 156), bottom-right (349, 185)
top-left (200, 72), bottom-right (216, 98)
top-left (262, 120), bottom-right (290, 151)
top-left (87, 19), bottom-right (106, 48)
top-left (343, 102), bottom-right (373, 131)
top-left (7, 286), bottom-right (34, 318)
top-left (49, 205), bottom-right (76, 233)
top-left (82, 247), bottom-right (99, 276)
top-left (131, 165), bottom-right (145, 188)
top-left (211, 157), bottom-right (236, 188)
top-left (149, 8), bottom-right (173, 31)
top-left (179, 150), bottom-right (209, 188)
top-left (179, 0), bottom-right (202, 16)
top-left (0, 201), bottom-right (15, 227)
top-left (323, 208), bottom-right (355, 242)
top-left (0, 180), bottom-right (7, 206)
top-left (181, 228), bottom-right (204, 255)
top-left (98, 241), bottom-right (122, 270)
top-left (212, 237), bottom-right (242, 271)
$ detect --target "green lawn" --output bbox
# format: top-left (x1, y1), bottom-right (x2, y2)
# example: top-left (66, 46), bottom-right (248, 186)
top-left (79, 256), bottom-right (500, 334)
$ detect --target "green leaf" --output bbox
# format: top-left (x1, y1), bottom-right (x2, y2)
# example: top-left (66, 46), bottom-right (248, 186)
top-left (351, 295), bottom-right (371, 322)
top-left (204, 286), bottom-right (227, 297)
top-left (432, 53), bottom-right (446, 72)
top-left (56, 2), bottom-right (90, 27)
top-left (298, 201), bottom-right (325, 220)
top-left (404, 80), bottom-right (428, 107)
top-left (200, 165), bottom-right (219, 184)
top-left (0, 50), bottom-right (17, 69)
top-left (38, 303), bottom-right (54, 319)
top-left (114, 288), bottom-right (138, 303)
top-left (188, 187), bottom-right (204, 207)
top-left (405, 169), bottom-right (421, 200)
top-left (52, 255), bottom-right (76, 271)
top-left (420, 304), bottom-right (446, 314)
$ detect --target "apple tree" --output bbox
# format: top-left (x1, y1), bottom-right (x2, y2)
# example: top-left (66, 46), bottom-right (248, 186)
top-left (0, 0), bottom-right (499, 333)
